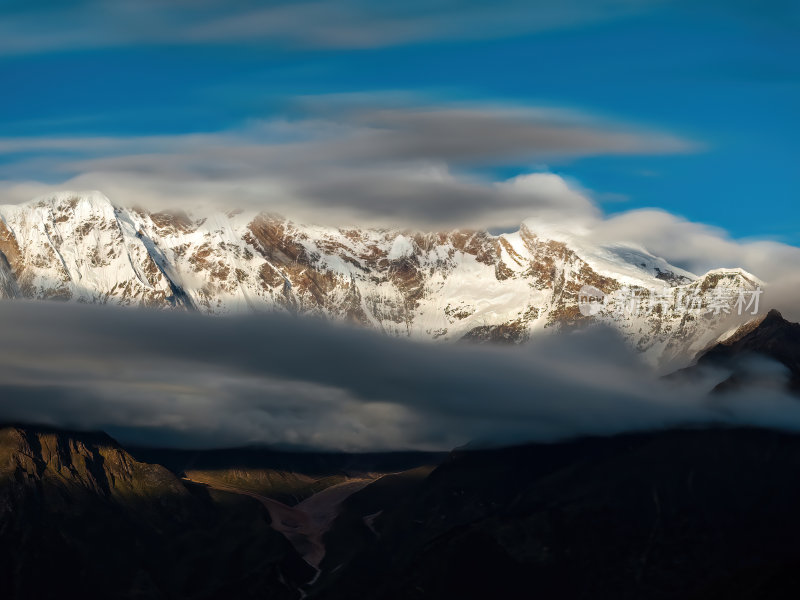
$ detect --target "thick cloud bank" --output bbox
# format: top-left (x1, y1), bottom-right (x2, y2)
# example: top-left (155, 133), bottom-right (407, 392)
top-left (0, 300), bottom-right (796, 450)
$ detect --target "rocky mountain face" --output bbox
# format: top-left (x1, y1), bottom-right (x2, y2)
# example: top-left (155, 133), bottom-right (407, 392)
top-left (0, 191), bottom-right (765, 366)
top-left (0, 425), bottom-right (313, 600)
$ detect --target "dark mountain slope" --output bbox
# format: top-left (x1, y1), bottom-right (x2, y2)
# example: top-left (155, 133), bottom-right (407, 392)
top-left (0, 424), bottom-right (313, 600)
top-left (313, 428), bottom-right (800, 600)
top-left (670, 309), bottom-right (800, 394)
top-left (697, 309), bottom-right (800, 391)
top-left (9, 424), bottom-right (800, 599)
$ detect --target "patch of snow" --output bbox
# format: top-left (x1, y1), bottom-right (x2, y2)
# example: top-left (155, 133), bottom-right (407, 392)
top-left (387, 234), bottom-right (415, 260)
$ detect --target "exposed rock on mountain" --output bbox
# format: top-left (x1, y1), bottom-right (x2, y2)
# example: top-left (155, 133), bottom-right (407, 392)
top-left (0, 191), bottom-right (765, 366)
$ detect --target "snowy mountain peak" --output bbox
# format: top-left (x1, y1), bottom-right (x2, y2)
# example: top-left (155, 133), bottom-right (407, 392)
top-left (0, 192), bottom-right (766, 367)
top-left (25, 189), bottom-right (116, 214)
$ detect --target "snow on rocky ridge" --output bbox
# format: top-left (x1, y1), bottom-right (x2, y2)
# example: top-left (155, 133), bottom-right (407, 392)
top-left (0, 191), bottom-right (764, 368)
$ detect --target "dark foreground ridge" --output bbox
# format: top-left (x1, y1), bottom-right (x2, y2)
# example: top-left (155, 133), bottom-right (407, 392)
top-left (0, 424), bottom-right (314, 600)
top-left (4, 424), bottom-right (800, 598)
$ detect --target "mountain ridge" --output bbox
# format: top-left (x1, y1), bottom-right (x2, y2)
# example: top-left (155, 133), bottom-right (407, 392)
top-left (9, 422), bottom-right (800, 598)
top-left (0, 423), bottom-right (315, 599)
top-left (686, 309), bottom-right (800, 393)
top-left (0, 190), bottom-right (765, 367)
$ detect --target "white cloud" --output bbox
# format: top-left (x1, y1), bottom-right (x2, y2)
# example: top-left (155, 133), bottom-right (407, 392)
top-left (0, 99), bottom-right (692, 228)
top-left (587, 209), bottom-right (800, 319)
top-left (0, 0), bottom-right (669, 55)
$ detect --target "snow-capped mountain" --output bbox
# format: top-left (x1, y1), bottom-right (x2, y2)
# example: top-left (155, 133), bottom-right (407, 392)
top-left (0, 191), bottom-right (764, 368)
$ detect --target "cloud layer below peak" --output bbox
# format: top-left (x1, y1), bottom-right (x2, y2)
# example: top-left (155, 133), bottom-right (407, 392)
top-left (0, 300), bottom-right (798, 451)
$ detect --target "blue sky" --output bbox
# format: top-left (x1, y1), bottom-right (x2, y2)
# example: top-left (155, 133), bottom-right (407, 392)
top-left (0, 0), bottom-right (798, 242)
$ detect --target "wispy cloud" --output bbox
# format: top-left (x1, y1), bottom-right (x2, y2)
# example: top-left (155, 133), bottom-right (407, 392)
top-left (0, 97), bottom-right (695, 227)
top-left (590, 210), bottom-right (800, 282)
top-left (0, 0), bottom-right (667, 55)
